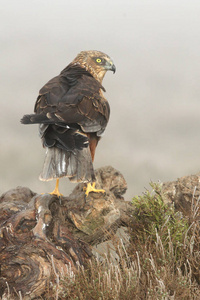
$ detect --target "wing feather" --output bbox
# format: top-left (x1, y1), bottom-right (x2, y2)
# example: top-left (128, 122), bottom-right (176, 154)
top-left (23, 67), bottom-right (110, 135)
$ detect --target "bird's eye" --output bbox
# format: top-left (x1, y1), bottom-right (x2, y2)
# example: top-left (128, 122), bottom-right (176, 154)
top-left (96, 58), bottom-right (102, 63)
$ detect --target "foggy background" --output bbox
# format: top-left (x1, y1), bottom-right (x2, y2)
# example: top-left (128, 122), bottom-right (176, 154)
top-left (1, 0), bottom-right (200, 200)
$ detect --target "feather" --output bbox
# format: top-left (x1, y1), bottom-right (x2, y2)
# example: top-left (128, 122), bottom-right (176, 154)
top-left (21, 113), bottom-right (53, 124)
top-left (39, 146), bottom-right (95, 183)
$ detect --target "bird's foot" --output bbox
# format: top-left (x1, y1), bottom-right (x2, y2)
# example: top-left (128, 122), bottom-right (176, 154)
top-left (50, 189), bottom-right (63, 198)
top-left (84, 182), bottom-right (105, 197)
top-left (50, 179), bottom-right (63, 198)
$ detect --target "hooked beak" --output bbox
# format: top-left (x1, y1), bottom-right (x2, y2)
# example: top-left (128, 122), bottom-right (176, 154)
top-left (111, 64), bottom-right (116, 74)
top-left (105, 60), bottom-right (116, 73)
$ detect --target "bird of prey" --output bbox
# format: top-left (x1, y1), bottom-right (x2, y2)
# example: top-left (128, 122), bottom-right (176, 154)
top-left (21, 50), bottom-right (116, 197)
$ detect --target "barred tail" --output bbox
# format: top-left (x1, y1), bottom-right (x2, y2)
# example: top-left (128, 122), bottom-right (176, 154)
top-left (39, 146), bottom-right (95, 183)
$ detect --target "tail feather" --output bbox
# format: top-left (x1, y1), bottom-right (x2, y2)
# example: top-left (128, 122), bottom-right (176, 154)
top-left (69, 147), bottom-right (95, 182)
top-left (39, 146), bottom-right (95, 183)
top-left (21, 114), bottom-right (51, 124)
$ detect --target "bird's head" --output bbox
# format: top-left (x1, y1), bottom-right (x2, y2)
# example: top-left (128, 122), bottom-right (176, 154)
top-left (72, 50), bottom-right (116, 83)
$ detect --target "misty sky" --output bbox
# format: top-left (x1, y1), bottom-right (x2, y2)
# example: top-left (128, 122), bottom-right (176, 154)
top-left (1, 0), bottom-right (200, 200)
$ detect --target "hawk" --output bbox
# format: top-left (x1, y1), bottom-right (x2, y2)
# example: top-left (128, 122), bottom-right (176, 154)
top-left (21, 50), bottom-right (116, 196)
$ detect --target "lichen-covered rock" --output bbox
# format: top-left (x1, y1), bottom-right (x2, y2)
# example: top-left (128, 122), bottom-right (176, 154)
top-left (63, 166), bottom-right (131, 244)
top-left (0, 165), bottom-right (131, 298)
top-left (2, 166), bottom-right (200, 298)
top-left (161, 174), bottom-right (200, 216)
top-left (0, 190), bottom-right (91, 299)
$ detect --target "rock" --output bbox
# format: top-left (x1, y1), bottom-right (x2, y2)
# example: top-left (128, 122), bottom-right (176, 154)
top-left (2, 166), bottom-right (200, 298)
top-left (0, 190), bottom-right (92, 299)
top-left (0, 165), bottom-right (132, 299)
top-left (92, 226), bottom-right (131, 262)
top-left (161, 174), bottom-right (200, 217)
top-left (62, 166), bottom-right (131, 245)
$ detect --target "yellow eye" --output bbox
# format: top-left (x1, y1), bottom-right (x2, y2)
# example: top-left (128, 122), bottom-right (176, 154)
top-left (96, 58), bottom-right (102, 63)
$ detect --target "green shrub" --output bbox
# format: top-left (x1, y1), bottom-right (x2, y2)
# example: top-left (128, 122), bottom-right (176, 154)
top-left (131, 182), bottom-right (189, 259)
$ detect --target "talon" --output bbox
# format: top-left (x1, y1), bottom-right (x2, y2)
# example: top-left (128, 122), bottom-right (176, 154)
top-left (84, 182), bottom-right (105, 196)
top-left (50, 179), bottom-right (63, 197)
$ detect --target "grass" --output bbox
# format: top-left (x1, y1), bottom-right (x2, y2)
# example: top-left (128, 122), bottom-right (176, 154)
top-left (44, 182), bottom-right (200, 299)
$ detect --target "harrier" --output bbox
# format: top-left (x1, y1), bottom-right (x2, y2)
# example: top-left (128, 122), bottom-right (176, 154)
top-left (21, 50), bottom-right (116, 196)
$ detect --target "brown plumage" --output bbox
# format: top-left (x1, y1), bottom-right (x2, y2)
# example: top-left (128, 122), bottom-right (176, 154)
top-left (21, 50), bottom-right (115, 196)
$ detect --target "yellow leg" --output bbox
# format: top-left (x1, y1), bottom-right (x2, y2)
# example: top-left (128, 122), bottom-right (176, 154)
top-left (50, 179), bottom-right (63, 197)
top-left (84, 182), bottom-right (105, 197)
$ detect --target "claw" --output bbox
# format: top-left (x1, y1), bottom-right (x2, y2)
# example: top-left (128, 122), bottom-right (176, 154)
top-left (84, 182), bottom-right (105, 196)
top-left (50, 179), bottom-right (63, 197)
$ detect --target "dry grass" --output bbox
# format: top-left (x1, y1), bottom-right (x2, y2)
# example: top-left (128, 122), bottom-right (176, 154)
top-left (44, 183), bottom-right (200, 299)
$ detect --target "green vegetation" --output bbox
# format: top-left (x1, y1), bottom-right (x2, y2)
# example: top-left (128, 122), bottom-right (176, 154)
top-left (45, 183), bottom-right (200, 299)
top-left (131, 182), bottom-right (189, 258)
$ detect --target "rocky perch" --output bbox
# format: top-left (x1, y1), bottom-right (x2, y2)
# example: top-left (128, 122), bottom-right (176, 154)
top-left (0, 166), bottom-right (131, 299)
top-left (0, 166), bottom-right (199, 298)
